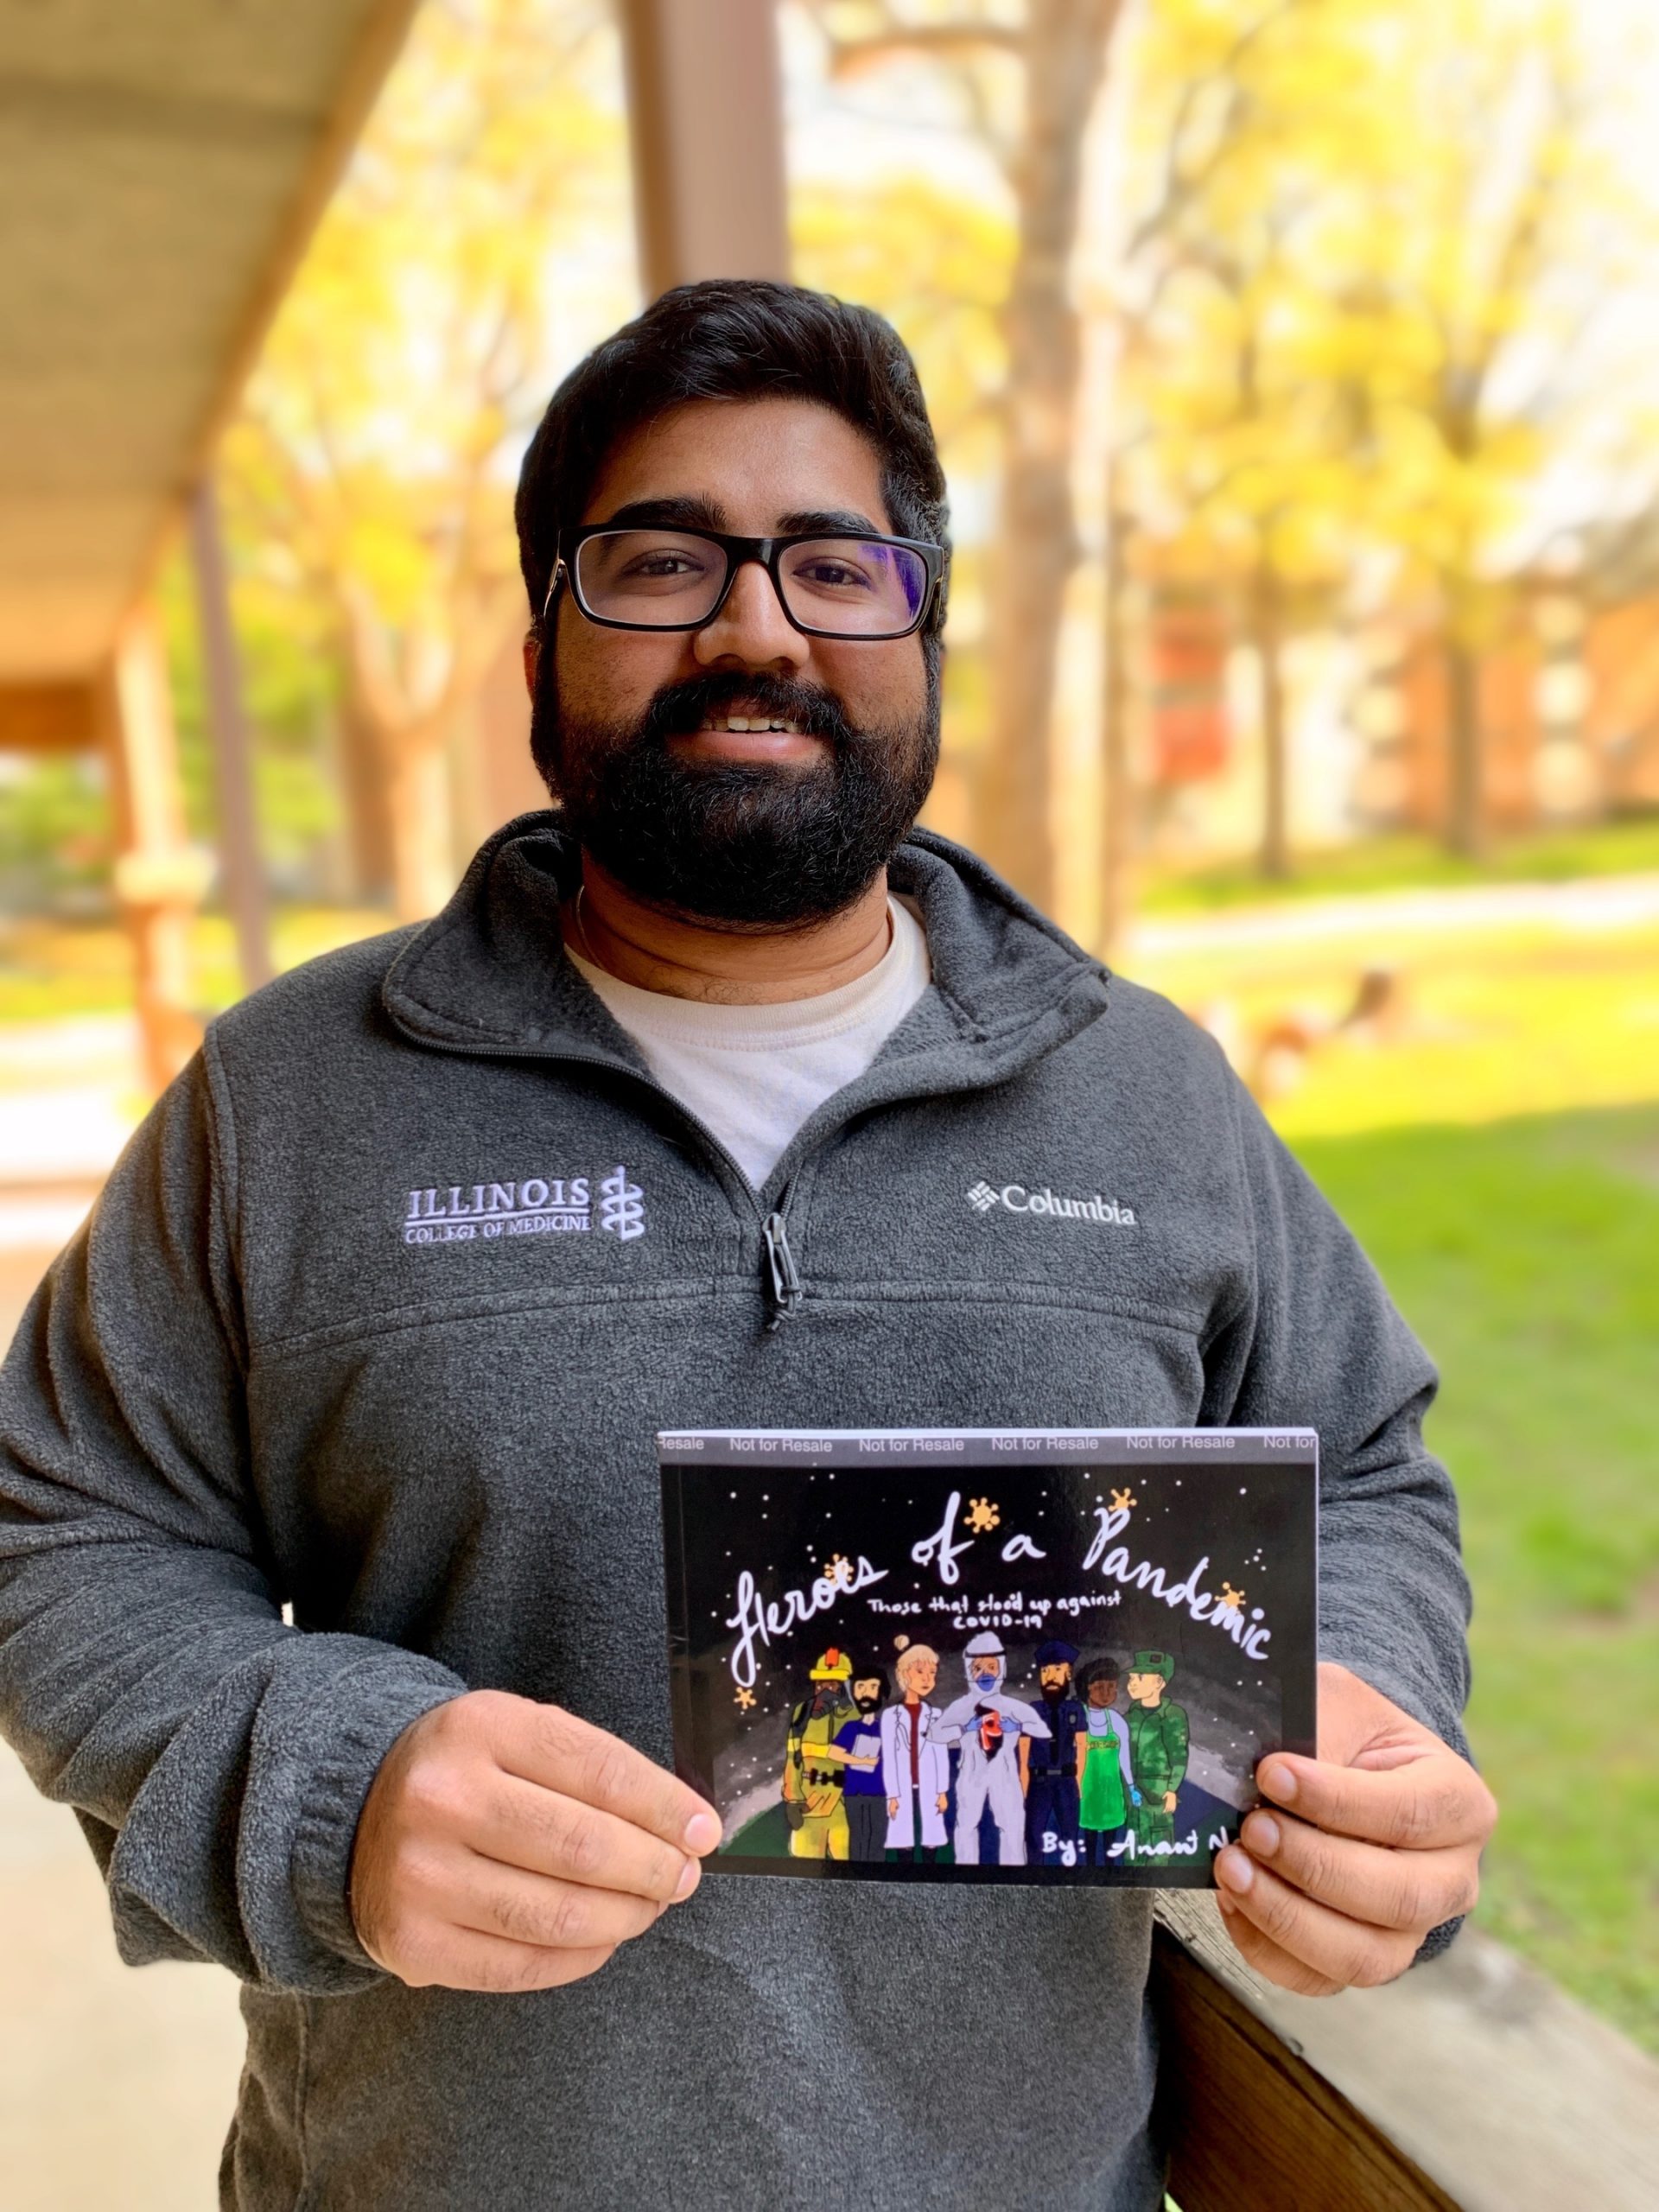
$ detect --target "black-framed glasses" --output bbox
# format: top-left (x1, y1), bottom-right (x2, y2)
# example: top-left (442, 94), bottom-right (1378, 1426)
top-left (544, 524), bottom-right (945, 640)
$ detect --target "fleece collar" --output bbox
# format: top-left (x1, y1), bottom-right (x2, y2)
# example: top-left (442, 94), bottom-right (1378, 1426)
top-left (382, 811), bottom-right (1111, 1102)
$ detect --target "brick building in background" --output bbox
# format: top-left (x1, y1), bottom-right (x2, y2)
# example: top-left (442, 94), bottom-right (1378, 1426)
top-left (1131, 552), bottom-right (1659, 861)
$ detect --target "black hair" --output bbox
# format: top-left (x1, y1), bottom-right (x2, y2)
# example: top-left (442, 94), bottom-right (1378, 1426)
top-left (514, 278), bottom-right (950, 664)
top-left (853, 1664), bottom-right (890, 1700)
top-left (1077, 1659), bottom-right (1122, 1700)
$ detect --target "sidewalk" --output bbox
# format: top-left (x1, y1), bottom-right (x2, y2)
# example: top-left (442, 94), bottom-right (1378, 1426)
top-left (0, 1745), bottom-right (243, 2211)
top-left (0, 1016), bottom-right (242, 2212)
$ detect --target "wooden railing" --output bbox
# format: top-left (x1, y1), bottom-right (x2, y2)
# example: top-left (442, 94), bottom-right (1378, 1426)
top-left (1151, 1897), bottom-right (1659, 2211)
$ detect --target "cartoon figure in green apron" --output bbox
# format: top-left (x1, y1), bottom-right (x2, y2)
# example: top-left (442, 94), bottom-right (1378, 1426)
top-left (1126, 1649), bottom-right (1189, 1851)
top-left (1075, 1656), bottom-right (1141, 1866)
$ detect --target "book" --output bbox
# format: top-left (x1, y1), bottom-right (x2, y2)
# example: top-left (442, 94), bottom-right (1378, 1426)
top-left (658, 1427), bottom-right (1318, 1887)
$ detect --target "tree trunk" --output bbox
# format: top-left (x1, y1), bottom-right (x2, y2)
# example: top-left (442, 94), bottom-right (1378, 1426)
top-left (976, 0), bottom-right (1123, 912)
top-left (1099, 462), bottom-right (1135, 959)
top-left (1444, 633), bottom-right (1485, 859)
top-left (1251, 554), bottom-right (1291, 881)
top-left (379, 720), bottom-right (459, 922)
top-left (337, 689), bottom-right (397, 905)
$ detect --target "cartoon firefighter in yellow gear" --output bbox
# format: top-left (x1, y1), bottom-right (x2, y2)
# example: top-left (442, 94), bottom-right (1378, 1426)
top-left (782, 1646), bottom-right (860, 1859)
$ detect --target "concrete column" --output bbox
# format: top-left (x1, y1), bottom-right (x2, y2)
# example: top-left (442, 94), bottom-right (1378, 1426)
top-left (616, 0), bottom-right (791, 298)
top-left (101, 606), bottom-right (210, 1095)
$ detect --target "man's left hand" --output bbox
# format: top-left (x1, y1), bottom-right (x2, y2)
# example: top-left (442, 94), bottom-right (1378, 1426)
top-left (1214, 1662), bottom-right (1496, 1996)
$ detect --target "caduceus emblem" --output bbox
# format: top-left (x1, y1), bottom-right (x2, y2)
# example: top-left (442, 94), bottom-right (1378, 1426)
top-left (599, 1164), bottom-right (645, 1241)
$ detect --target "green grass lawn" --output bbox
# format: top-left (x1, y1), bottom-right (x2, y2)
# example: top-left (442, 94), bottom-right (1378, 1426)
top-left (0, 907), bottom-right (390, 1023)
top-left (1141, 913), bottom-right (1659, 1141)
top-left (1294, 1106), bottom-right (1659, 2052)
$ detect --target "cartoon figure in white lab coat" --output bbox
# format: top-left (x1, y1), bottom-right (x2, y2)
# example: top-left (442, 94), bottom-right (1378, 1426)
top-left (880, 1642), bottom-right (950, 1860)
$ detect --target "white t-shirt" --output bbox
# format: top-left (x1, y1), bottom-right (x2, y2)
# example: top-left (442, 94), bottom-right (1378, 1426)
top-left (569, 899), bottom-right (931, 1189)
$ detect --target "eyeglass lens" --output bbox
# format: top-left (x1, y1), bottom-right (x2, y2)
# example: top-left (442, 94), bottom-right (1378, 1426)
top-left (572, 531), bottom-right (927, 635)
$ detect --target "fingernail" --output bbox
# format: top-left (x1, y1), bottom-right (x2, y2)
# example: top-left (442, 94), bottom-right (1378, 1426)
top-left (672, 1855), bottom-right (701, 1902)
top-left (683, 1810), bottom-right (721, 1854)
top-left (1217, 1847), bottom-right (1254, 1894)
top-left (1261, 1761), bottom-right (1297, 1804)
top-left (1246, 1813), bottom-right (1281, 1857)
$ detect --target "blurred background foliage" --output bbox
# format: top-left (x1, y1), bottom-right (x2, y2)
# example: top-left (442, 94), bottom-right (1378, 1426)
top-left (1, 0), bottom-right (1654, 2049)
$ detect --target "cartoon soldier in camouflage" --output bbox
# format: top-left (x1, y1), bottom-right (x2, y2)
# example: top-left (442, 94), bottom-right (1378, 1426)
top-left (1125, 1649), bottom-right (1189, 1850)
top-left (781, 1646), bottom-right (860, 1859)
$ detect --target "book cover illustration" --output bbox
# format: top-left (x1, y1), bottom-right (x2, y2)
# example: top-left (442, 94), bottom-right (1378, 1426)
top-left (658, 1428), bottom-right (1318, 1888)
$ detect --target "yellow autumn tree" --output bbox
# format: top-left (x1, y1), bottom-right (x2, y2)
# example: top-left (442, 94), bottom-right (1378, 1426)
top-left (1332, 0), bottom-right (1632, 856)
top-left (1112, 0), bottom-right (1396, 880)
top-left (226, 0), bottom-right (631, 920)
top-left (1116, 0), bottom-right (1639, 867)
top-left (791, 168), bottom-right (1015, 823)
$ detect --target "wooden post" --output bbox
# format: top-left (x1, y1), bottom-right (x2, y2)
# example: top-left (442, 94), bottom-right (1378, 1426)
top-left (101, 607), bottom-right (209, 1095)
top-left (188, 477), bottom-right (274, 993)
top-left (616, 0), bottom-right (790, 298)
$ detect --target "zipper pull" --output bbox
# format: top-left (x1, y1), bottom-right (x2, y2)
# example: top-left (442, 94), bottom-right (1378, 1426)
top-left (762, 1211), bottom-right (804, 1329)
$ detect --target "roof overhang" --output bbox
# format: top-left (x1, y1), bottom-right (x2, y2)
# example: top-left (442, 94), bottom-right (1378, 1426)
top-left (0, 0), bottom-right (420, 685)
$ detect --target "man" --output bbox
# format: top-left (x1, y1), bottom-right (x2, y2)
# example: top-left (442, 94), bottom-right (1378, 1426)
top-left (0, 280), bottom-right (1493, 2210)
top-left (935, 1632), bottom-right (1051, 1866)
top-left (880, 1641), bottom-right (950, 1861)
top-left (827, 1665), bottom-right (888, 1862)
top-left (1077, 1656), bottom-right (1140, 1867)
top-left (1125, 1650), bottom-right (1190, 1854)
top-left (782, 1647), bottom-right (860, 1859)
top-left (1020, 1636), bottom-right (1089, 1866)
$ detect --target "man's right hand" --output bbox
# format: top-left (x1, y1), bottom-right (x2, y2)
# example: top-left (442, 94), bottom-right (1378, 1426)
top-left (349, 1690), bottom-right (721, 1994)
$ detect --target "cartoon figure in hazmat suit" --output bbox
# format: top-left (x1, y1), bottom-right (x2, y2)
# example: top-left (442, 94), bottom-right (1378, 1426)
top-left (935, 1631), bottom-right (1050, 1866)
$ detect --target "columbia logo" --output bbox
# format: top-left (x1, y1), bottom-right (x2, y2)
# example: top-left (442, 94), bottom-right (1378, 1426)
top-left (966, 1179), bottom-right (1137, 1228)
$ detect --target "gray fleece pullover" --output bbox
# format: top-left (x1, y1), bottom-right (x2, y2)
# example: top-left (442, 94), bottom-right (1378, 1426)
top-left (0, 818), bottom-right (1471, 2211)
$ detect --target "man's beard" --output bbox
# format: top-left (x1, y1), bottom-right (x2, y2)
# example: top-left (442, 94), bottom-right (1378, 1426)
top-left (1043, 1682), bottom-right (1066, 1706)
top-left (531, 659), bottom-right (940, 928)
top-left (855, 1694), bottom-right (882, 1715)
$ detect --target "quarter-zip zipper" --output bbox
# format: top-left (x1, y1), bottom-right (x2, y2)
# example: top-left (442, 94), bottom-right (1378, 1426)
top-left (385, 1032), bottom-right (805, 1322)
top-left (762, 1212), bottom-right (803, 1330)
